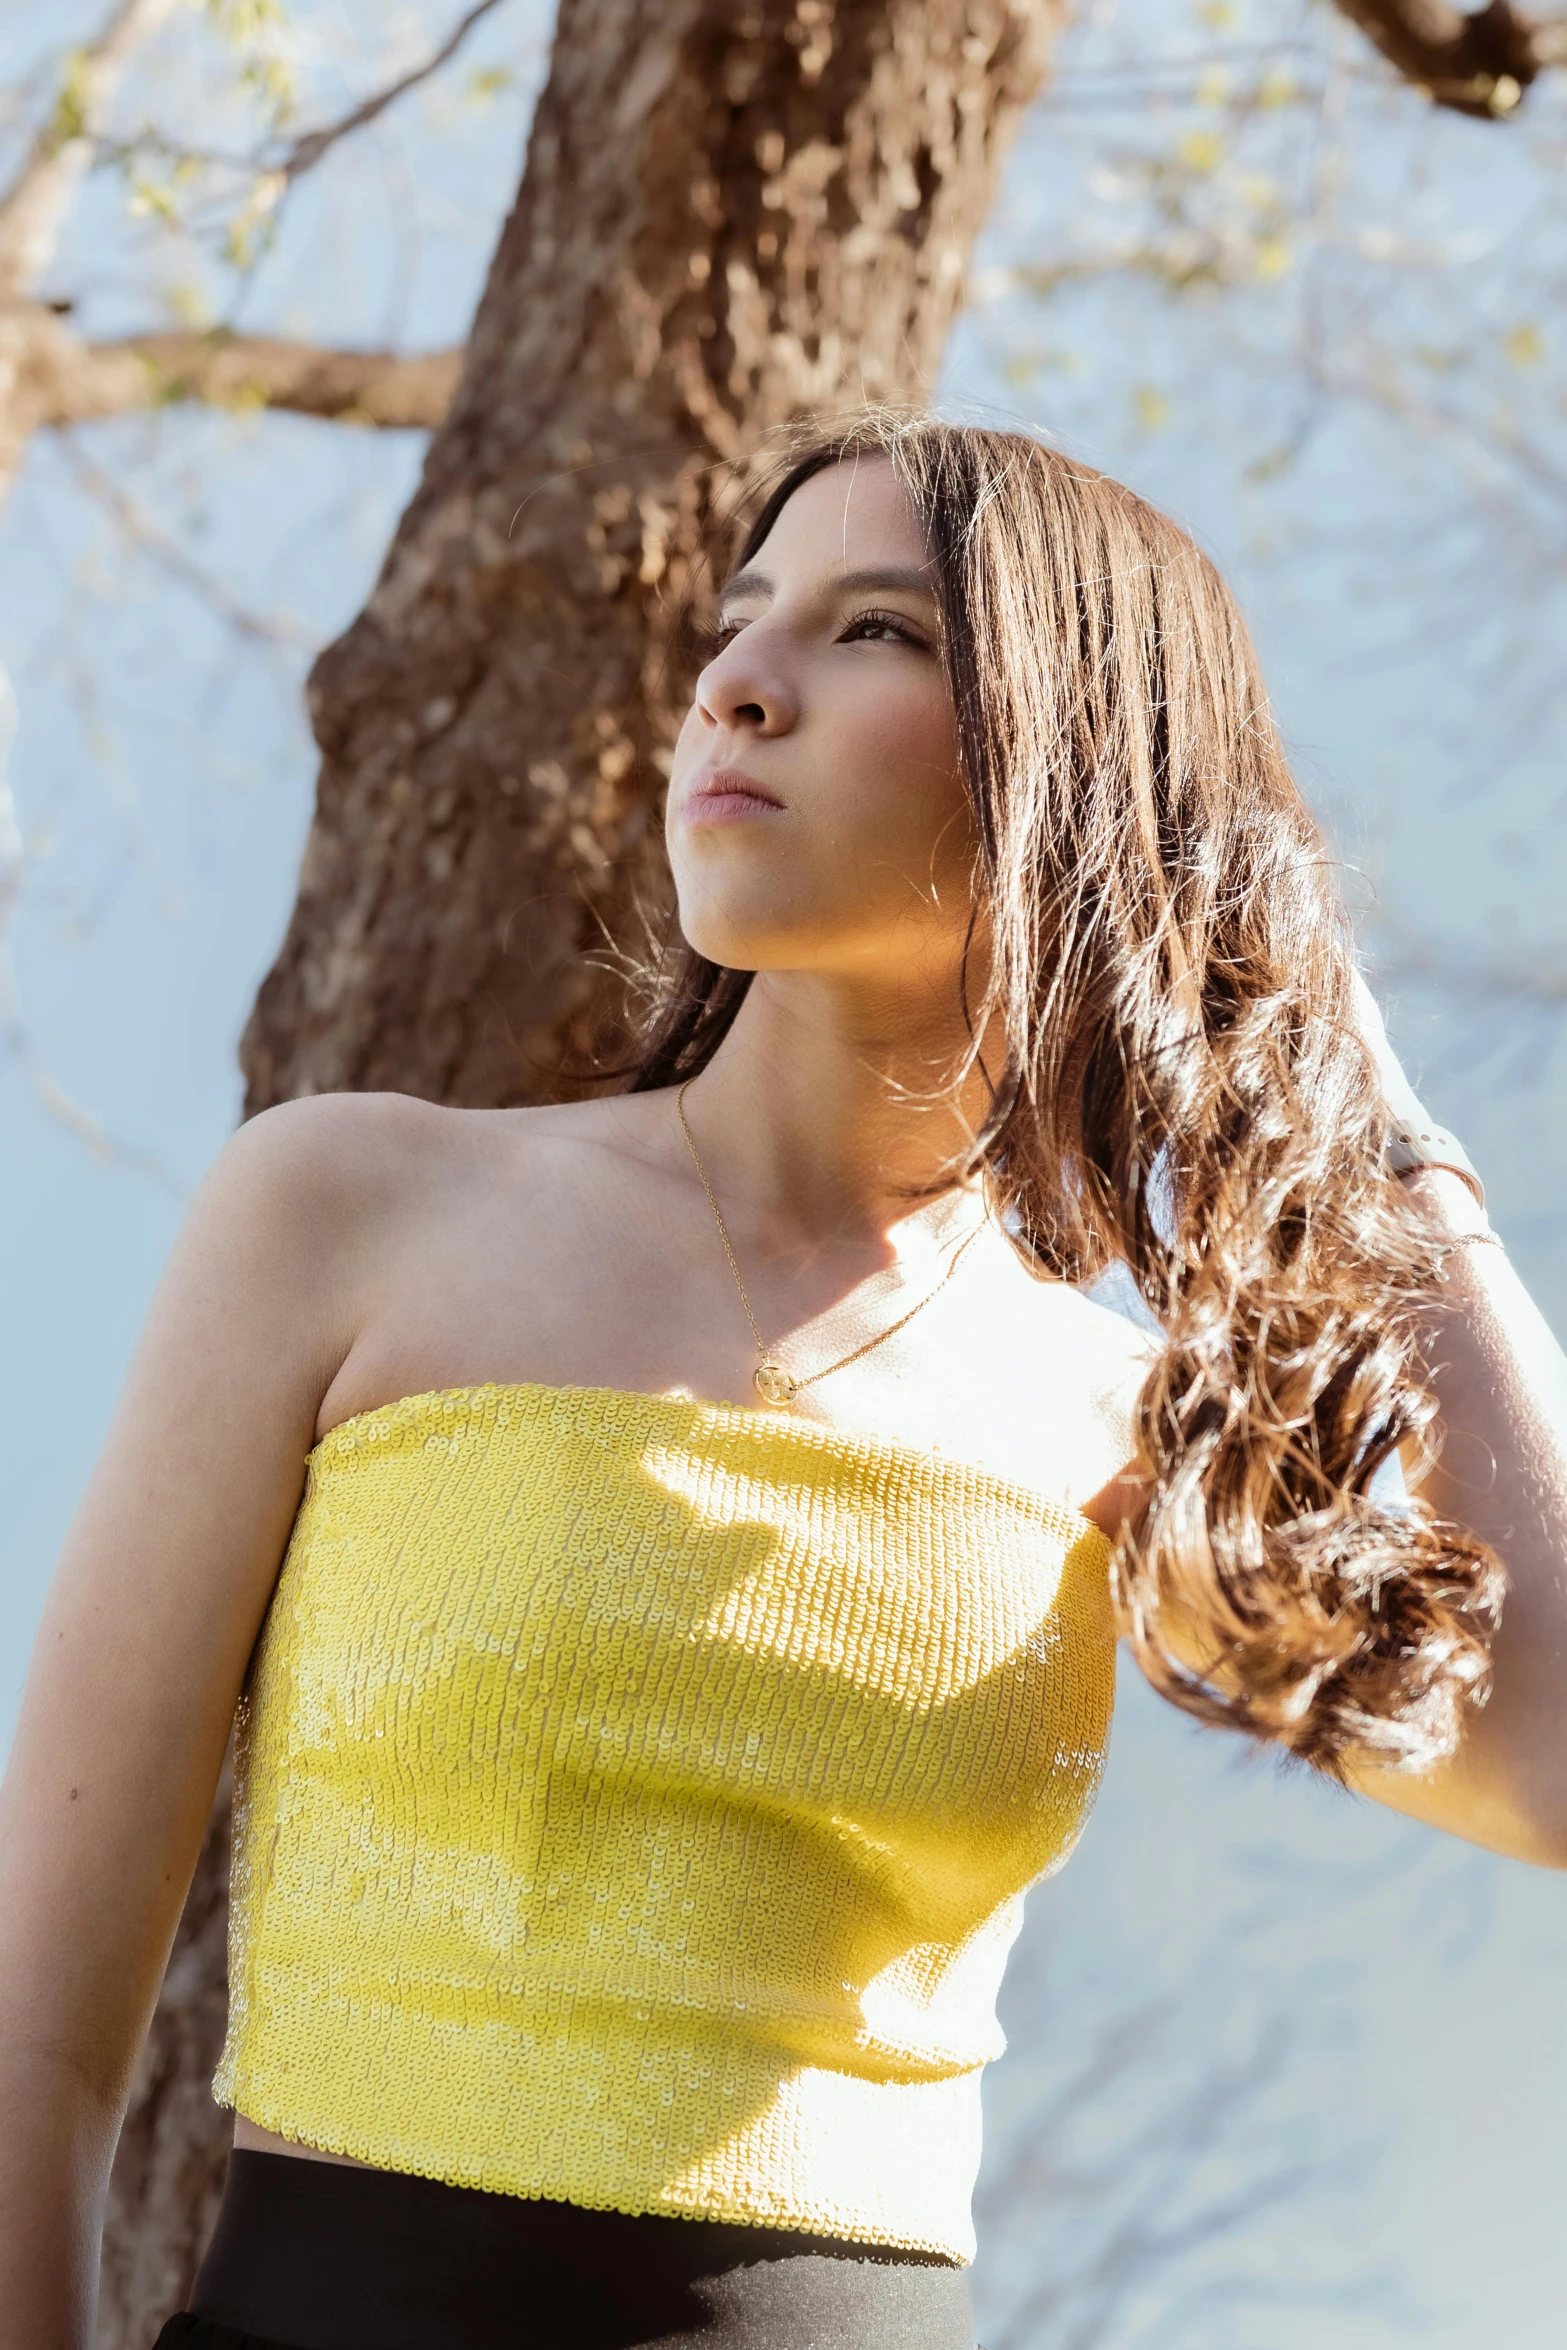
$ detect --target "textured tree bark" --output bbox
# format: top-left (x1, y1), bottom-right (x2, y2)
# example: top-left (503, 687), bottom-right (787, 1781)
top-left (95, 1758), bottom-right (233, 2349)
top-left (239, 0), bottom-right (1068, 1113)
top-left (97, 1), bottom-right (1068, 2336)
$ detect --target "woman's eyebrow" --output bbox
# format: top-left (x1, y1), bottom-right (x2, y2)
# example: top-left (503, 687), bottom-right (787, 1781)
top-left (718, 562), bottom-right (936, 608)
top-left (831, 565), bottom-right (937, 601)
top-left (720, 565), bottom-right (772, 605)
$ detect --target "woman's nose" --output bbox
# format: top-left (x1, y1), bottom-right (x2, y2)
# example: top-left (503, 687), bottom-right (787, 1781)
top-left (695, 632), bottom-right (797, 736)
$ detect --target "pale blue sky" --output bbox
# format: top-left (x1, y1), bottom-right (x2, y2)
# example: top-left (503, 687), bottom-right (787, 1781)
top-left (3, 3), bottom-right (1566, 2343)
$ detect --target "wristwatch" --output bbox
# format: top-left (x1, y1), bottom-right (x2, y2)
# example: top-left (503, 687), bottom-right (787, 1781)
top-left (1386, 1118), bottom-right (1485, 1211)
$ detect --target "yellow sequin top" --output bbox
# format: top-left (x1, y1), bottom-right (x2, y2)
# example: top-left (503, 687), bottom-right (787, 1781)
top-left (214, 1382), bottom-right (1116, 2263)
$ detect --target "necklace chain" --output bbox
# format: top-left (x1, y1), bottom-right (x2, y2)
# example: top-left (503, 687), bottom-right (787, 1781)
top-left (675, 1079), bottom-right (984, 1408)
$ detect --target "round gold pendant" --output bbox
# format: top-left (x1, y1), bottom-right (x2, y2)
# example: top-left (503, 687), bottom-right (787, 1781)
top-left (753, 1359), bottom-right (799, 1407)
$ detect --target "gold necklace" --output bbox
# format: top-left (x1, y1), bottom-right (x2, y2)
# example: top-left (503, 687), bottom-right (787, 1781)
top-left (676, 1079), bottom-right (985, 1408)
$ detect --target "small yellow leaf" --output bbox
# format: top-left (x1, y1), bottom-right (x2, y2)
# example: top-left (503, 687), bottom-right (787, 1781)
top-left (1196, 1), bottom-right (1238, 26)
top-left (1254, 237), bottom-right (1291, 281)
top-left (127, 169), bottom-right (180, 224)
top-left (1258, 65), bottom-right (1297, 109)
top-left (1178, 129), bottom-right (1223, 173)
top-left (1133, 383), bottom-right (1171, 433)
top-left (1196, 65), bottom-right (1232, 108)
top-left (221, 377), bottom-right (269, 416)
top-left (1502, 323), bottom-right (1543, 368)
top-left (51, 48), bottom-right (91, 145)
top-left (168, 277), bottom-right (213, 328)
top-left (207, 0), bottom-right (288, 41)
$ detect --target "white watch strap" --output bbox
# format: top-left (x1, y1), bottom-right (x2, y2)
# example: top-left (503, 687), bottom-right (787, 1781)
top-left (1386, 1119), bottom-right (1485, 1211)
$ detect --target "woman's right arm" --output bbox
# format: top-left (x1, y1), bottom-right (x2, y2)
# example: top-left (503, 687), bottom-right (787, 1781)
top-left (0, 1096), bottom-right (390, 2349)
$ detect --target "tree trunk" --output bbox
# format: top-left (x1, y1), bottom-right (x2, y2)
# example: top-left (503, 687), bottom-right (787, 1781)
top-left (99, 0), bottom-right (1068, 2332)
top-left (239, 0), bottom-right (1067, 1112)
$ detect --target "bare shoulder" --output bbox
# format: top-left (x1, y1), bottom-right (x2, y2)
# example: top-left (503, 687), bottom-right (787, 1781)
top-left (220, 1087), bottom-right (464, 1203)
top-left (220, 1083), bottom-right (671, 1244)
top-left (205, 1089), bottom-right (532, 1261)
top-left (147, 1092), bottom-right (492, 1415)
top-left (1062, 1266), bottom-right (1162, 1369)
top-left (1039, 1273), bottom-right (1160, 1529)
top-left (1023, 1264), bottom-right (1160, 1389)
top-left (440, 1087), bottom-right (684, 1235)
top-left (982, 1265), bottom-right (1157, 1518)
top-left (479, 1088), bottom-right (676, 1180)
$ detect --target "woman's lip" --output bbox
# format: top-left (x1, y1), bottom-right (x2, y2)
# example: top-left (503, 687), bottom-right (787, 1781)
top-left (683, 773), bottom-right (784, 821)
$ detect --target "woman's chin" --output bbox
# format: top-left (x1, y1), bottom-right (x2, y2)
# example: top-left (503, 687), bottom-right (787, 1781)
top-left (673, 902), bottom-right (811, 973)
top-left (677, 929), bottom-right (770, 972)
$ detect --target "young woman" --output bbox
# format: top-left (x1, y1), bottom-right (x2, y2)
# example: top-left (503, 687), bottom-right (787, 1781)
top-left (2, 417), bottom-right (1565, 2350)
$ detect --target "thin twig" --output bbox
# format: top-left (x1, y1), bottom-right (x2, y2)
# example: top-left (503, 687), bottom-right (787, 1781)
top-left (83, 0), bottom-right (517, 190)
top-left (0, 661), bottom-right (183, 1191)
top-left (58, 434), bottom-right (314, 653)
top-left (278, 0), bottom-right (510, 182)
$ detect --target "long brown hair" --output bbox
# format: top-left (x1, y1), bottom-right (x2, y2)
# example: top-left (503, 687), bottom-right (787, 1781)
top-left (633, 412), bottom-right (1500, 1778)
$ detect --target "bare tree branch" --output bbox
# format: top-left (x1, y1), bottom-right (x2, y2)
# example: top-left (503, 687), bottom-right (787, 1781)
top-left (1374, 921), bottom-right (1567, 1013)
top-left (58, 435), bottom-right (315, 651)
top-left (53, 326), bottom-right (462, 430)
top-left (0, 307), bottom-right (461, 499)
top-left (0, 658), bottom-right (182, 1190)
top-left (975, 1998), bottom-right (1383, 2350)
top-left (0, 0), bottom-right (189, 519)
top-left (0, 0), bottom-right (184, 298)
top-left (1328, 0), bottom-right (1567, 118)
top-left (278, 0), bottom-right (510, 182)
top-left (0, 1), bottom-right (497, 508)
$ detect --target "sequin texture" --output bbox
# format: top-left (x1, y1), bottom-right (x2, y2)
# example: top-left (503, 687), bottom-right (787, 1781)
top-left (215, 1382), bottom-right (1116, 2263)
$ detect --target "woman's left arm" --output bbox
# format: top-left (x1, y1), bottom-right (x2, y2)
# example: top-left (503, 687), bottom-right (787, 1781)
top-left (1351, 1162), bottom-right (1567, 1867)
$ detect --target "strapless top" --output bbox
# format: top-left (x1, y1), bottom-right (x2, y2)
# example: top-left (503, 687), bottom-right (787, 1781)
top-left (214, 1381), bottom-right (1116, 2262)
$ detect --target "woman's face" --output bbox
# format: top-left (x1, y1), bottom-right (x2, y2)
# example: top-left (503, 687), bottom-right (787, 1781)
top-left (666, 458), bottom-right (973, 992)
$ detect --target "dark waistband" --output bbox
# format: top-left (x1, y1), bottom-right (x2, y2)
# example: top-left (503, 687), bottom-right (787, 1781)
top-left (175, 2150), bottom-right (976, 2350)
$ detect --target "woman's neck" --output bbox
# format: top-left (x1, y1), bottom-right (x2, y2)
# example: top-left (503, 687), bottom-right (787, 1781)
top-left (679, 968), bottom-right (989, 1255)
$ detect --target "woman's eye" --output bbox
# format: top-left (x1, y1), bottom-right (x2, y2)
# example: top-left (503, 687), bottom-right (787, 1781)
top-left (840, 609), bottom-right (926, 649)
